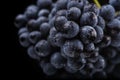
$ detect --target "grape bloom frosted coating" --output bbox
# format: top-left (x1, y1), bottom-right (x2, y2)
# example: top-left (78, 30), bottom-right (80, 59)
top-left (15, 0), bottom-right (120, 79)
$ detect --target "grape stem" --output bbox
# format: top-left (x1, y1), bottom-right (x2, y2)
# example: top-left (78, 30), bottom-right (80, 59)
top-left (93, 0), bottom-right (101, 8)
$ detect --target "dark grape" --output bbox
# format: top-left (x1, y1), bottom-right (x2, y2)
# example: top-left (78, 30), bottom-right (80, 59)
top-left (67, 7), bottom-right (81, 21)
top-left (28, 31), bottom-right (41, 44)
top-left (37, 0), bottom-right (52, 9)
top-left (38, 9), bottom-right (50, 17)
top-left (40, 22), bottom-right (51, 37)
top-left (79, 26), bottom-right (97, 44)
top-left (34, 40), bottom-right (51, 57)
top-left (18, 27), bottom-right (28, 35)
top-left (100, 5), bottom-right (115, 21)
top-left (54, 16), bottom-right (68, 32)
top-left (15, 14), bottom-right (27, 28)
top-left (24, 5), bottom-right (38, 19)
top-left (83, 3), bottom-right (99, 15)
top-left (80, 12), bottom-right (98, 27)
top-left (62, 40), bottom-right (84, 58)
top-left (19, 32), bottom-right (30, 47)
top-left (62, 21), bottom-right (79, 38)
top-left (50, 52), bottom-right (66, 69)
top-left (27, 46), bottom-right (40, 60)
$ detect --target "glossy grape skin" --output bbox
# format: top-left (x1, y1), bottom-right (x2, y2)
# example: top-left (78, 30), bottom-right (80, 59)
top-left (83, 3), bottom-right (99, 15)
top-left (93, 56), bottom-right (106, 71)
top-left (27, 46), bottom-right (40, 60)
top-left (67, 57), bottom-right (86, 70)
top-left (54, 16), bottom-right (68, 32)
top-left (37, 0), bottom-right (52, 10)
top-left (85, 43), bottom-right (95, 52)
top-left (49, 8), bottom-right (57, 18)
top-left (107, 19), bottom-right (120, 35)
top-left (27, 19), bottom-right (38, 32)
top-left (79, 63), bottom-right (95, 77)
top-left (97, 16), bottom-right (105, 30)
top-left (48, 32), bottom-right (65, 47)
top-left (80, 12), bottom-right (98, 27)
top-left (55, 0), bottom-right (68, 10)
top-left (62, 40), bottom-right (84, 58)
top-left (100, 5), bottom-right (115, 21)
top-left (83, 49), bottom-right (99, 63)
top-left (50, 52), bottom-right (66, 69)
top-left (67, 7), bottom-right (81, 21)
top-left (38, 9), bottom-right (50, 17)
top-left (24, 5), bottom-right (38, 19)
top-left (67, 0), bottom-right (88, 9)
top-left (94, 26), bottom-right (104, 43)
top-left (36, 16), bottom-right (48, 26)
top-left (28, 31), bottom-right (41, 44)
top-left (34, 40), bottom-right (51, 57)
top-left (18, 27), bottom-right (28, 35)
top-left (56, 10), bottom-right (67, 17)
top-left (97, 35), bottom-right (111, 48)
top-left (79, 26), bottom-right (97, 44)
top-left (27, 17), bottom-right (48, 32)
top-left (110, 33), bottom-right (120, 47)
top-left (62, 21), bottom-right (79, 38)
top-left (19, 32), bottom-right (30, 47)
top-left (49, 17), bottom-right (55, 27)
top-left (15, 14), bottom-right (27, 28)
top-left (40, 22), bottom-right (51, 37)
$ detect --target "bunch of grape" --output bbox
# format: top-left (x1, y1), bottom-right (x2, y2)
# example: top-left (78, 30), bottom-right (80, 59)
top-left (14, 0), bottom-right (120, 79)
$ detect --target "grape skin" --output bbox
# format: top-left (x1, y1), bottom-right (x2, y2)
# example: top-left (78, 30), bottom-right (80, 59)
top-left (15, 0), bottom-right (120, 78)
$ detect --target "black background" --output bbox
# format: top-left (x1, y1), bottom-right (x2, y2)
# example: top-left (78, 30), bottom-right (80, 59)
top-left (6, 0), bottom-right (118, 79)
top-left (7, 0), bottom-right (44, 79)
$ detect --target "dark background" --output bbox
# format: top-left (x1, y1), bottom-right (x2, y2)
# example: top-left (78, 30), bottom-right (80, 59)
top-left (7, 0), bottom-right (44, 79)
top-left (7, 0), bottom-right (118, 79)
